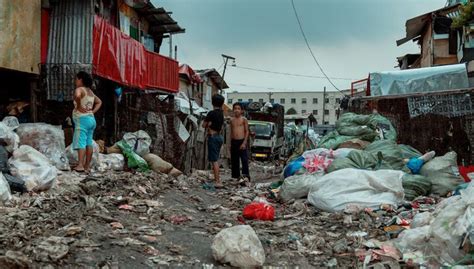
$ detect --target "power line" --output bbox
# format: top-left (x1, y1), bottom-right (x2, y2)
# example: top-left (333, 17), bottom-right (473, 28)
top-left (231, 65), bottom-right (354, 81)
top-left (290, 0), bottom-right (347, 96)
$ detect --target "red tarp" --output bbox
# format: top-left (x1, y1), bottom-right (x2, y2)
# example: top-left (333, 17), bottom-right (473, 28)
top-left (41, 9), bottom-right (50, 64)
top-left (92, 16), bottom-right (178, 92)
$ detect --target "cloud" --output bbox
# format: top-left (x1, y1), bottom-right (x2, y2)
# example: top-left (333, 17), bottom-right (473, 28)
top-left (153, 0), bottom-right (447, 92)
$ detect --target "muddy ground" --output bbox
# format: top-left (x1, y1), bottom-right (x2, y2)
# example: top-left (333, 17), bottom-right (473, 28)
top-left (0, 162), bottom-right (399, 268)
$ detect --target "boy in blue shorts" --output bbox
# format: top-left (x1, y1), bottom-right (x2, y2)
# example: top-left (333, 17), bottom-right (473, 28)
top-left (202, 94), bottom-right (225, 188)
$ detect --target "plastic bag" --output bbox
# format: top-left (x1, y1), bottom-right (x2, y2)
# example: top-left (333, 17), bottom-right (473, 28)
top-left (307, 168), bottom-right (405, 212)
top-left (0, 145), bottom-right (9, 173)
top-left (410, 212), bottom-right (433, 228)
top-left (242, 202), bottom-right (275, 221)
top-left (122, 130), bottom-right (152, 156)
top-left (420, 152), bottom-right (464, 196)
top-left (143, 153), bottom-right (173, 174)
top-left (66, 141), bottom-right (100, 169)
top-left (283, 156), bottom-right (306, 178)
top-left (16, 123), bottom-right (69, 171)
top-left (0, 173), bottom-right (12, 203)
top-left (279, 173), bottom-right (322, 202)
top-left (393, 182), bottom-right (474, 266)
top-left (116, 140), bottom-right (149, 172)
top-left (8, 145), bottom-right (57, 192)
top-left (2, 116), bottom-right (19, 130)
top-left (0, 122), bottom-right (19, 153)
top-left (97, 153), bottom-right (125, 172)
top-left (402, 174), bottom-right (432, 201)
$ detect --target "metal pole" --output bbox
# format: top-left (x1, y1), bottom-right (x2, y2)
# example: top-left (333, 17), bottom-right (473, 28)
top-left (220, 54), bottom-right (236, 94)
top-left (174, 45), bottom-right (178, 60)
top-left (322, 86), bottom-right (327, 125)
top-left (220, 57), bottom-right (229, 94)
top-left (169, 34), bottom-right (173, 58)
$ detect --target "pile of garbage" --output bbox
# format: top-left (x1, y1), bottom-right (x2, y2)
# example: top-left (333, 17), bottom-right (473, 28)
top-left (273, 112), bottom-right (473, 267)
top-left (0, 117), bottom-right (182, 204)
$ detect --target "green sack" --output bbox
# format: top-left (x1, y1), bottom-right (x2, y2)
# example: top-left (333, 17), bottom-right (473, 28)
top-left (327, 150), bottom-right (379, 173)
top-left (116, 140), bottom-right (149, 172)
top-left (365, 140), bottom-right (408, 171)
top-left (317, 130), bottom-right (356, 150)
top-left (402, 174), bottom-right (432, 201)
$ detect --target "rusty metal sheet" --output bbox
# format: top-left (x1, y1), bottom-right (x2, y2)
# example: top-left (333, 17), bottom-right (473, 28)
top-left (0, 0), bottom-right (41, 74)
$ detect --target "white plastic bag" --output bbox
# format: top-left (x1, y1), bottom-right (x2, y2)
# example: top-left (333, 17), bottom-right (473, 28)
top-left (0, 173), bottom-right (12, 203)
top-left (279, 173), bottom-right (322, 202)
top-left (393, 182), bottom-right (474, 266)
top-left (307, 168), bottom-right (405, 212)
top-left (8, 145), bottom-right (57, 192)
top-left (16, 123), bottom-right (69, 171)
top-left (420, 151), bottom-right (464, 196)
top-left (122, 130), bottom-right (151, 156)
top-left (0, 122), bottom-right (19, 153)
top-left (410, 212), bottom-right (433, 228)
top-left (66, 141), bottom-right (100, 169)
top-left (97, 153), bottom-right (125, 172)
top-left (2, 116), bottom-right (19, 130)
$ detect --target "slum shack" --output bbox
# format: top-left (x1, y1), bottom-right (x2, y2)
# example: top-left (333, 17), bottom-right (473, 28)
top-left (348, 64), bottom-right (474, 164)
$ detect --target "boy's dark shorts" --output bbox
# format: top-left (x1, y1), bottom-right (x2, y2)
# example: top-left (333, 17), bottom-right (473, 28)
top-left (208, 134), bottom-right (223, 162)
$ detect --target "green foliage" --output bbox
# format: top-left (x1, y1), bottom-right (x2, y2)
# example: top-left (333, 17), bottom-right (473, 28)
top-left (452, 0), bottom-right (474, 28)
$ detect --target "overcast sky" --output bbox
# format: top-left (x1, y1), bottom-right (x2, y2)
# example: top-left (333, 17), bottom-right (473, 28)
top-left (153, 0), bottom-right (447, 93)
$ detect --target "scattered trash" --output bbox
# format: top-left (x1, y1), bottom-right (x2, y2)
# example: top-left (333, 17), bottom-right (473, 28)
top-left (212, 225), bottom-right (265, 268)
top-left (167, 215), bottom-right (192, 225)
top-left (33, 236), bottom-right (73, 262)
top-left (97, 153), bottom-right (125, 172)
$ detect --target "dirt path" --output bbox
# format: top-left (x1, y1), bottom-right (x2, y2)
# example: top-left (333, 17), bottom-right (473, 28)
top-left (0, 163), bottom-right (395, 268)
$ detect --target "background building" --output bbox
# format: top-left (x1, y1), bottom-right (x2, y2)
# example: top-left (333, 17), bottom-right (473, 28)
top-left (226, 91), bottom-right (343, 124)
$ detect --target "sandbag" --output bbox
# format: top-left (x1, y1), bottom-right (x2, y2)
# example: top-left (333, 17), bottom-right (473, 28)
top-left (122, 130), bottom-right (151, 156)
top-left (66, 141), bottom-right (100, 169)
top-left (279, 173), bottom-right (322, 202)
top-left (97, 153), bottom-right (125, 172)
top-left (116, 140), bottom-right (149, 172)
top-left (8, 145), bottom-right (57, 192)
top-left (420, 152), bottom-right (464, 196)
top-left (143, 153), bottom-right (173, 174)
top-left (338, 139), bottom-right (370, 150)
top-left (307, 168), bottom-right (405, 212)
top-left (402, 174), bottom-right (432, 201)
top-left (16, 123), bottom-right (69, 171)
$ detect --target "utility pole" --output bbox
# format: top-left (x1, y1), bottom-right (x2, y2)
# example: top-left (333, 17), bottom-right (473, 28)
top-left (220, 54), bottom-right (235, 94)
top-left (322, 86), bottom-right (327, 125)
top-left (268, 92), bottom-right (273, 103)
top-left (169, 34), bottom-right (173, 58)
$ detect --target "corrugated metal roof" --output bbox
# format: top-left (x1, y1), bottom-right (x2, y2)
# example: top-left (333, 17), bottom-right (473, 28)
top-left (47, 0), bottom-right (94, 64)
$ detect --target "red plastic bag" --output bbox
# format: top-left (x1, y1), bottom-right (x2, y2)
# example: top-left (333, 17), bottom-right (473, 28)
top-left (242, 202), bottom-right (275, 221)
top-left (459, 165), bottom-right (474, 182)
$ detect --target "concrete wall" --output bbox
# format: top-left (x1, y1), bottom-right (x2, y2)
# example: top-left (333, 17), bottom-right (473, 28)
top-left (0, 0), bottom-right (41, 74)
top-left (226, 91), bottom-right (342, 124)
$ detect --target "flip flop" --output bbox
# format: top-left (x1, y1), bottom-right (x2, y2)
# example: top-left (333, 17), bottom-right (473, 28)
top-left (73, 167), bottom-right (85, 173)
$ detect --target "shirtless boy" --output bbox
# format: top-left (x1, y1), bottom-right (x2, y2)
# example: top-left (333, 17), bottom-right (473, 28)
top-left (230, 102), bottom-right (250, 179)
